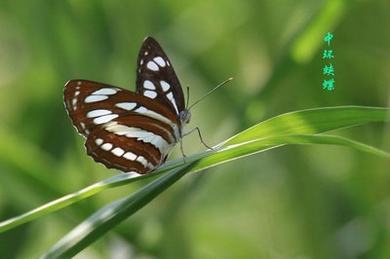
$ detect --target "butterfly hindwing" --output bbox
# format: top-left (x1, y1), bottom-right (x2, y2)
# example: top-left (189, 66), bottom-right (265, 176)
top-left (85, 127), bottom-right (165, 174)
top-left (136, 37), bottom-right (185, 115)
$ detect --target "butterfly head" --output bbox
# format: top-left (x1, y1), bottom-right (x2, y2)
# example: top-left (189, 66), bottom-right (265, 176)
top-left (179, 109), bottom-right (191, 124)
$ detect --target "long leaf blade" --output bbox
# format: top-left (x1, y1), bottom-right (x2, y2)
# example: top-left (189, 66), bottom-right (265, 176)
top-left (1, 106), bottom-right (388, 234)
top-left (42, 134), bottom-right (389, 257)
top-left (223, 106), bottom-right (390, 146)
top-left (42, 165), bottom-right (193, 258)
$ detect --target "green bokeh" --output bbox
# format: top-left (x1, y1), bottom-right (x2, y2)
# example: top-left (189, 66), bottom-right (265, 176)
top-left (0, 0), bottom-right (389, 258)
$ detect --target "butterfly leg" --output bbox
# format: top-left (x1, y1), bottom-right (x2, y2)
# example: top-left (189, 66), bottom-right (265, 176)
top-left (180, 139), bottom-right (187, 163)
top-left (183, 127), bottom-right (214, 150)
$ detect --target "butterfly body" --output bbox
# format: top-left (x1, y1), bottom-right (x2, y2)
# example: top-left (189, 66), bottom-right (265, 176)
top-left (64, 37), bottom-right (192, 174)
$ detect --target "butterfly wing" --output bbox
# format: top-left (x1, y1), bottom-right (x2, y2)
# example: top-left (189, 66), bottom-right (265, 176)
top-left (64, 79), bottom-right (179, 173)
top-left (136, 37), bottom-right (185, 115)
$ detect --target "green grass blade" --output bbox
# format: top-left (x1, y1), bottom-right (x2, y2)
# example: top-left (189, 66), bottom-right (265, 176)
top-left (0, 173), bottom-right (149, 233)
top-left (223, 106), bottom-right (390, 146)
top-left (1, 133), bottom-right (388, 234)
top-left (197, 134), bottom-right (390, 171)
top-left (41, 164), bottom-right (193, 258)
top-left (1, 106), bottom-right (388, 234)
top-left (42, 133), bottom-right (389, 257)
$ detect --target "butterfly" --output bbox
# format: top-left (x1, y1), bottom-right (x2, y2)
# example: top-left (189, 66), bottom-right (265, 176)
top-left (64, 36), bottom-right (211, 174)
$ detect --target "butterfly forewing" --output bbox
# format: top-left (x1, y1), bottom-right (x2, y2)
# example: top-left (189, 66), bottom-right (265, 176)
top-left (64, 80), bottom-right (179, 135)
top-left (64, 79), bottom-right (180, 174)
top-left (136, 37), bottom-right (185, 115)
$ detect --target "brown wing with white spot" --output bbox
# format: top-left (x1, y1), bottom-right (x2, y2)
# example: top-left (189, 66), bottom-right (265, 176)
top-left (64, 79), bottom-right (178, 137)
top-left (85, 125), bottom-right (173, 174)
top-left (64, 79), bottom-right (179, 173)
top-left (136, 37), bottom-right (185, 115)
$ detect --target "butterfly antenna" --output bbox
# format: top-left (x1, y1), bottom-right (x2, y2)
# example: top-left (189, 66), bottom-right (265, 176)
top-left (188, 77), bottom-right (233, 110)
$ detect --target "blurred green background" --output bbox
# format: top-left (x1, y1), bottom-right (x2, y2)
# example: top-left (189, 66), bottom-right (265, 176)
top-left (0, 0), bottom-right (389, 258)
